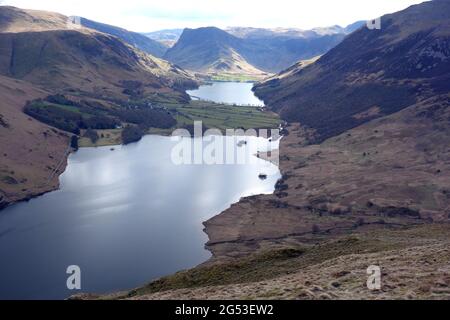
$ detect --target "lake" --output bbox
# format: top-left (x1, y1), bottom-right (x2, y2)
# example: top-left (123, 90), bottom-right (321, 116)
top-left (187, 82), bottom-right (264, 106)
top-left (0, 83), bottom-right (280, 300)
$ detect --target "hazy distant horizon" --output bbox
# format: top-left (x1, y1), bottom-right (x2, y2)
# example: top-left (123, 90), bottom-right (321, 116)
top-left (1, 0), bottom-right (428, 33)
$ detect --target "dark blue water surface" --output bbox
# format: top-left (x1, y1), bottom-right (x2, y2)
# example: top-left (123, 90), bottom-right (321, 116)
top-left (0, 134), bottom-right (280, 299)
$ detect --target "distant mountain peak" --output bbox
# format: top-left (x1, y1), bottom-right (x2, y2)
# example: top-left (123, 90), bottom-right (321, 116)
top-left (164, 23), bottom-right (363, 75)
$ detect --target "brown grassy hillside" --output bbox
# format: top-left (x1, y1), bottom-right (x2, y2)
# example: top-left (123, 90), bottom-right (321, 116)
top-left (0, 6), bottom-right (196, 99)
top-left (0, 6), bottom-right (70, 33)
top-left (0, 75), bottom-right (69, 209)
top-left (254, 0), bottom-right (450, 141)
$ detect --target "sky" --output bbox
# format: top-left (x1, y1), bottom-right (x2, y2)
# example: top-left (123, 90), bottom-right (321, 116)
top-left (2, 0), bottom-right (428, 32)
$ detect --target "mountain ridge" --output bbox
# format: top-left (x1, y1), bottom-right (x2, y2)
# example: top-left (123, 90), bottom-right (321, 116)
top-left (164, 23), bottom-right (364, 75)
top-left (77, 16), bottom-right (168, 58)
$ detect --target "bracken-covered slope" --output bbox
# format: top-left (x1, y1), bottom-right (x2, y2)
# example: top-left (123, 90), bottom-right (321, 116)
top-left (100, 1), bottom-right (450, 301)
top-left (0, 75), bottom-right (68, 209)
top-left (0, 6), bottom-right (196, 99)
top-left (254, 0), bottom-right (450, 141)
top-left (0, 30), bottom-right (195, 98)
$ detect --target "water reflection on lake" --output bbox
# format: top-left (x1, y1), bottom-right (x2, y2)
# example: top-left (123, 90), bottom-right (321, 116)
top-left (0, 135), bottom-right (280, 299)
top-left (187, 82), bottom-right (264, 106)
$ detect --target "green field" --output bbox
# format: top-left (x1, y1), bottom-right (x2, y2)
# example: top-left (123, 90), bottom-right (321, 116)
top-left (162, 100), bottom-right (280, 131)
top-left (76, 99), bottom-right (279, 147)
top-left (78, 129), bottom-right (122, 147)
top-left (207, 73), bottom-right (264, 83)
top-left (27, 92), bottom-right (280, 147)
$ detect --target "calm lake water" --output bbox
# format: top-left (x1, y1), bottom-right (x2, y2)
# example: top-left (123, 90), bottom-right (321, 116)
top-left (0, 83), bottom-right (280, 300)
top-left (187, 82), bottom-right (264, 106)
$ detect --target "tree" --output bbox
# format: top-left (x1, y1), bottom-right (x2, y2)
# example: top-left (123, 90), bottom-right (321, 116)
top-left (84, 129), bottom-right (99, 143)
top-left (121, 125), bottom-right (143, 145)
top-left (70, 135), bottom-right (79, 150)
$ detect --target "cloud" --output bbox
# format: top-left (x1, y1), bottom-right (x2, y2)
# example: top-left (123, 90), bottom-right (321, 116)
top-left (2, 0), bottom-right (427, 32)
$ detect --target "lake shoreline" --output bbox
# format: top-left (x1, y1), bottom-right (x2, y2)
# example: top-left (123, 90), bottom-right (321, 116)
top-left (0, 156), bottom-right (69, 213)
top-left (1, 123), bottom-right (280, 210)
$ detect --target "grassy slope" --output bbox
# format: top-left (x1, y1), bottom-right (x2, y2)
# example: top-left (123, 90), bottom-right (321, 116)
top-left (0, 76), bottom-right (69, 207)
top-left (83, 224), bottom-right (450, 300)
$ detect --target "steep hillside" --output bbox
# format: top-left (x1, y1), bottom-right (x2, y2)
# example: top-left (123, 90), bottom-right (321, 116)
top-left (164, 24), bottom-right (359, 75)
top-left (0, 6), bottom-right (196, 99)
top-left (0, 6), bottom-right (168, 58)
top-left (0, 75), bottom-right (69, 209)
top-left (254, 0), bottom-right (450, 141)
top-left (78, 17), bottom-right (168, 58)
top-left (0, 30), bottom-right (195, 99)
top-left (99, 225), bottom-right (450, 300)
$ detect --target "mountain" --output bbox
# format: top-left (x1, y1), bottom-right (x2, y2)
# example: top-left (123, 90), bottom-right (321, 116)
top-left (164, 23), bottom-right (362, 75)
top-left (0, 6), bottom-right (195, 99)
top-left (144, 29), bottom-right (184, 47)
top-left (164, 27), bottom-right (269, 77)
top-left (0, 6), bottom-right (168, 58)
top-left (254, 0), bottom-right (450, 141)
top-left (77, 17), bottom-right (168, 58)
